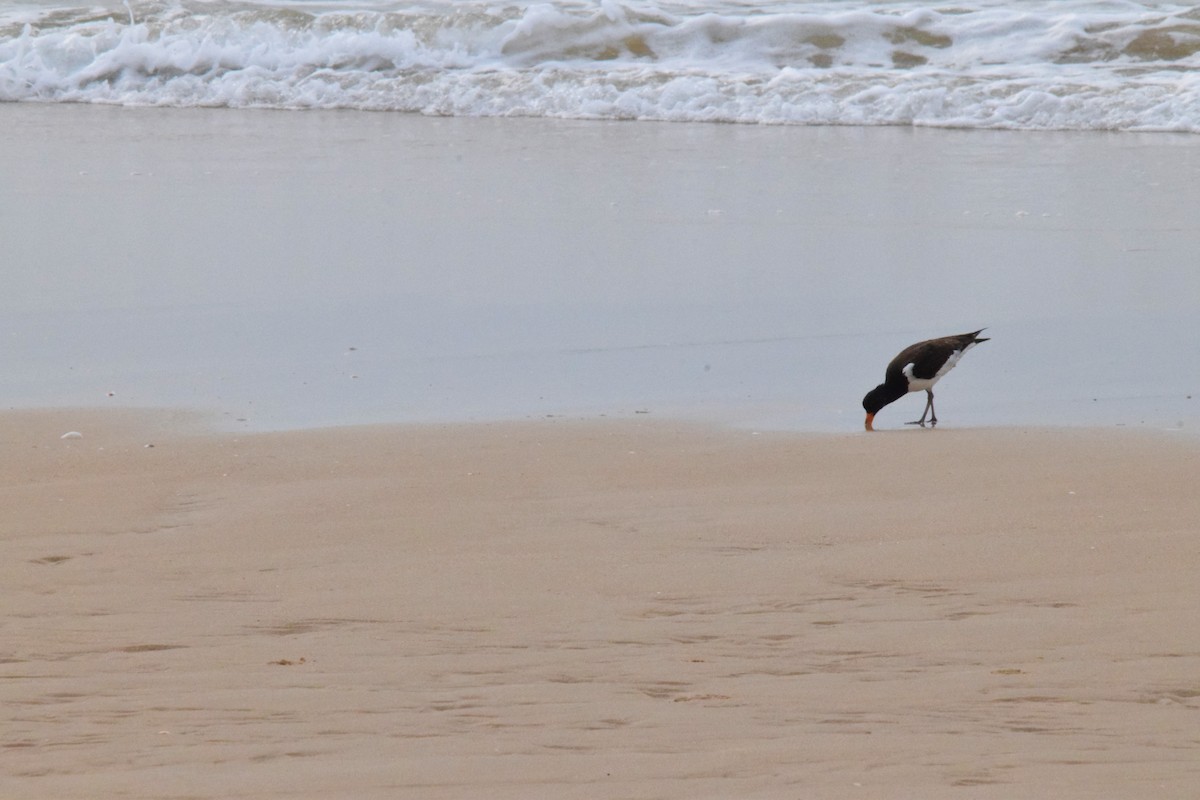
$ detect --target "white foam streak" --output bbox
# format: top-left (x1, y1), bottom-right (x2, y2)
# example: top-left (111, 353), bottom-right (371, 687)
top-left (3, 0), bottom-right (1200, 131)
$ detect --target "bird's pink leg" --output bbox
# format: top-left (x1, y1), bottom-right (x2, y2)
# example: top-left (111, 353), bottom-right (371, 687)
top-left (905, 390), bottom-right (935, 427)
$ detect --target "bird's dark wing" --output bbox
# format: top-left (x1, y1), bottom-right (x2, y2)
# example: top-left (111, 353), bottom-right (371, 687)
top-left (886, 336), bottom-right (961, 381)
top-left (882, 329), bottom-right (987, 382)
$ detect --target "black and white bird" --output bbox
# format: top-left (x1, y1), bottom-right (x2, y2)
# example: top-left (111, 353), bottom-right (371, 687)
top-left (862, 329), bottom-right (989, 431)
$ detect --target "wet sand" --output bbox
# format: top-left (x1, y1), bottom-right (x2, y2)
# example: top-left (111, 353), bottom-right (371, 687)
top-left (4, 103), bottom-right (1200, 432)
top-left (4, 410), bottom-right (1199, 798)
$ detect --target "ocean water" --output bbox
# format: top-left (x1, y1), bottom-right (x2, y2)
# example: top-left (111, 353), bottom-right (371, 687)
top-left (3, 0), bottom-right (1200, 131)
top-left (4, 2), bottom-right (1200, 434)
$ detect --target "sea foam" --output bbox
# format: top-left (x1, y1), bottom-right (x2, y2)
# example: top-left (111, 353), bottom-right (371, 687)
top-left (2, 0), bottom-right (1199, 130)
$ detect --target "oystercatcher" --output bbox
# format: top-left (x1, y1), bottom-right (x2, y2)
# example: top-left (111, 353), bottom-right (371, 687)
top-left (862, 329), bottom-right (988, 431)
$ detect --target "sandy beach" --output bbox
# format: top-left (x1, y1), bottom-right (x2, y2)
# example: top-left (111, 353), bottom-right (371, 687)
top-left (4, 409), bottom-right (1199, 798)
top-left (4, 99), bottom-right (1200, 797)
top-left (6, 0), bottom-right (1200, 793)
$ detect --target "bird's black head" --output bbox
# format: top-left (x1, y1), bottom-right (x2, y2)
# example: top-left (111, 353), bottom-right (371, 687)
top-left (862, 383), bottom-right (903, 415)
top-left (862, 382), bottom-right (906, 431)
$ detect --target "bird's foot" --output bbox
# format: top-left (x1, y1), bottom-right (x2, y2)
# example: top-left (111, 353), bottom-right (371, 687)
top-left (904, 420), bottom-right (927, 427)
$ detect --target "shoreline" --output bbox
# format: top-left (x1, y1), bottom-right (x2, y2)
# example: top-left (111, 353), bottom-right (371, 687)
top-left (6, 399), bottom-right (1199, 439)
top-left (5, 408), bottom-right (1199, 798)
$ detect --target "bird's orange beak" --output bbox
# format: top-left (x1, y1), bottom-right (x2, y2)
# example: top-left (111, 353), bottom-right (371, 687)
top-left (864, 413), bottom-right (875, 432)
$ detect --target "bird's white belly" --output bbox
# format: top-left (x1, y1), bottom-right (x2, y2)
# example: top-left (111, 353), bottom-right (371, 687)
top-left (902, 347), bottom-right (967, 393)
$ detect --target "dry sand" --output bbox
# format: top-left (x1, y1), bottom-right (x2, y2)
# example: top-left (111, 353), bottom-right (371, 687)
top-left (3, 410), bottom-right (1199, 798)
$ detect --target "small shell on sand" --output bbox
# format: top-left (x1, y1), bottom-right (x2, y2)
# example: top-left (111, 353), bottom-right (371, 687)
top-left (60, 431), bottom-right (84, 440)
